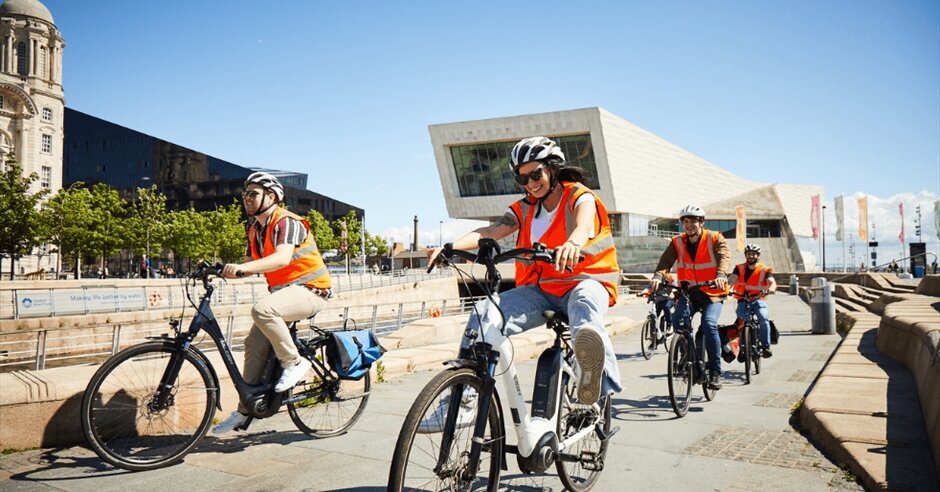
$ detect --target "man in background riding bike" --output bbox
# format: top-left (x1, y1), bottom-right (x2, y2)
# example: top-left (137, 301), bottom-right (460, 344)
top-left (422, 136), bottom-right (621, 429)
top-left (640, 272), bottom-right (675, 339)
top-left (728, 243), bottom-right (777, 358)
top-left (213, 172), bottom-right (333, 433)
top-left (649, 205), bottom-right (730, 390)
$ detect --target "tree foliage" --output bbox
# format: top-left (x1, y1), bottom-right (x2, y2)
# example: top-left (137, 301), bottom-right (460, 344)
top-left (130, 185), bottom-right (168, 257)
top-left (331, 210), bottom-right (363, 256)
top-left (0, 156), bottom-right (48, 277)
top-left (86, 183), bottom-right (128, 269)
top-left (306, 209), bottom-right (337, 252)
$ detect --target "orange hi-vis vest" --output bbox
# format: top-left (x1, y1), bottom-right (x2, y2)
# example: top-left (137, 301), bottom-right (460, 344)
top-left (731, 262), bottom-right (771, 300)
top-left (248, 207), bottom-right (331, 293)
top-left (672, 229), bottom-right (728, 297)
top-left (510, 181), bottom-right (621, 306)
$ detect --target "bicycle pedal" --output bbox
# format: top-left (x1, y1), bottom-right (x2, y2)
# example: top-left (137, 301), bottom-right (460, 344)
top-left (579, 450), bottom-right (604, 472)
top-left (235, 416), bottom-right (254, 432)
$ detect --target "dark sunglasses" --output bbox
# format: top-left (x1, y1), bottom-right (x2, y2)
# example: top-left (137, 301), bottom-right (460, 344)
top-left (513, 166), bottom-right (546, 186)
top-left (242, 190), bottom-right (264, 199)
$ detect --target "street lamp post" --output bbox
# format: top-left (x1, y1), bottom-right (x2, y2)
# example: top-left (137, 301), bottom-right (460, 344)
top-left (439, 220), bottom-right (443, 247)
top-left (821, 205), bottom-right (827, 272)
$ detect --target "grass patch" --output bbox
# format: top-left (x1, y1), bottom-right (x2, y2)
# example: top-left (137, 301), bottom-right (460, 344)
top-left (790, 397), bottom-right (804, 415)
top-left (375, 361), bottom-right (386, 383)
top-left (2, 446), bottom-right (38, 455)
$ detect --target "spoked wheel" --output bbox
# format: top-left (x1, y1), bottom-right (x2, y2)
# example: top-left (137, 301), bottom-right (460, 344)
top-left (288, 366), bottom-right (370, 438)
top-left (667, 334), bottom-right (692, 417)
top-left (388, 367), bottom-right (502, 492)
top-left (743, 324), bottom-right (752, 385)
top-left (81, 342), bottom-right (217, 471)
top-left (752, 324), bottom-right (762, 376)
top-left (556, 373), bottom-right (612, 492)
top-left (640, 317), bottom-right (656, 360)
top-left (703, 375), bottom-right (717, 401)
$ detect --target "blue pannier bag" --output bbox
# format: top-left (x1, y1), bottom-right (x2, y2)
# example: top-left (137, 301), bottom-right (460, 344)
top-left (327, 329), bottom-right (386, 380)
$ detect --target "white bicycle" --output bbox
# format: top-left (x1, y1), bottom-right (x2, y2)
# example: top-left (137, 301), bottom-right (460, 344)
top-left (387, 239), bottom-right (617, 491)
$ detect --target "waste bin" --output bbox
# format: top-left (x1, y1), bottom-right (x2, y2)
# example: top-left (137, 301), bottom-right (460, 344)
top-left (810, 277), bottom-right (836, 334)
top-left (788, 275), bottom-right (799, 295)
top-left (913, 265), bottom-right (925, 278)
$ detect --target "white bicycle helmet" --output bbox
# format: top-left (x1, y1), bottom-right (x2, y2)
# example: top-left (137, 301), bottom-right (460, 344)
top-left (678, 205), bottom-right (706, 220)
top-left (744, 243), bottom-right (761, 254)
top-left (509, 136), bottom-right (566, 172)
top-left (245, 172), bottom-right (284, 202)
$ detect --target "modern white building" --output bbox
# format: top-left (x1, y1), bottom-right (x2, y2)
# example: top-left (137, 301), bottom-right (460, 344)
top-left (429, 107), bottom-right (823, 272)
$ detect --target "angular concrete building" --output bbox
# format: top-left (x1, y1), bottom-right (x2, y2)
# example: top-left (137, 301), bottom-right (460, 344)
top-left (429, 107), bottom-right (822, 272)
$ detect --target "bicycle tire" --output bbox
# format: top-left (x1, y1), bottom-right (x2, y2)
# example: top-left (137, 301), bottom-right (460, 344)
top-left (752, 324), bottom-right (762, 375)
top-left (667, 334), bottom-right (692, 417)
top-left (640, 317), bottom-right (655, 360)
top-left (556, 371), bottom-right (611, 491)
top-left (288, 365), bottom-right (370, 438)
top-left (388, 367), bottom-right (502, 491)
top-left (743, 322), bottom-right (752, 385)
top-left (81, 342), bottom-right (217, 471)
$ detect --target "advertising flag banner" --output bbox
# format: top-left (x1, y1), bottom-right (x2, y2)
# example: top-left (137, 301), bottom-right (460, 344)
top-left (898, 203), bottom-right (905, 245)
top-left (735, 205), bottom-right (746, 252)
top-left (810, 195), bottom-right (820, 239)
top-left (858, 196), bottom-right (869, 241)
top-left (834, 195), bottom-right (845, 241)
top-left (935, 199), bottom-right (940, 241)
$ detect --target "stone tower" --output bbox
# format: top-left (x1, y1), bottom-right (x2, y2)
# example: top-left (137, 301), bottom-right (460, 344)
top-left (0, 0), bottom-right (64, 273)
top-left (0, 0), bottom-right (64, 192)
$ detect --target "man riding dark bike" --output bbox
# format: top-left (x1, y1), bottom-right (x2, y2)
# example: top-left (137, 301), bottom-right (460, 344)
top-left (728, 243), bottom-right (777, 358)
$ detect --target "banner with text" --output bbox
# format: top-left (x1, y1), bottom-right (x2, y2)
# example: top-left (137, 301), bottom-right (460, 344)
top-left (16, 288), bottom-right (148, 318)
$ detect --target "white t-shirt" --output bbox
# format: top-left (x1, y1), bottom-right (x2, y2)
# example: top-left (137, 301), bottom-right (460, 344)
top-left (508, 193), bottom-right (596, 243)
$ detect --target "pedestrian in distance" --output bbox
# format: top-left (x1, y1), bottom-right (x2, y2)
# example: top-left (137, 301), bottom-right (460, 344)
top-left (213, 172), bottom-right (334, 433)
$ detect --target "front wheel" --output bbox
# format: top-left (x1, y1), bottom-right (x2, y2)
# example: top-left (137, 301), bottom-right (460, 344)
top-left (556, 371), bottom-right (612, 492)
top-left (640, 317), bottom-right (656, 360)
top-left (667, 335), bottom-right (692, 417)
top-left (752, 325), bottom-right (762, 376)
top-left (388, 367), bottom-right (502, 491)
top-left (81, 342), bottom-right (217, 471)
top-left (288, 366), bottom-right (370, 438)
top-left (743, 323), bottom-right (752, 385)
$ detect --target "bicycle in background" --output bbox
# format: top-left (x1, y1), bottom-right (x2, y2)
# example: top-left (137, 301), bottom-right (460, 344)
top-left (388, 240), bottom-right (617, 492)
top-left (80, 262), bottom-right (371, 471)
top-left (665, 281), bottom-right (718, 417)
top-left (738, 290), bottom-right (774, 384)
top-left (639, 289), bottom-right (673, 360)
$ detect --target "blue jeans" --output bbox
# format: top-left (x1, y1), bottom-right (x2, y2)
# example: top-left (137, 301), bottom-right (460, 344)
top-left (462, 281), bottom-right (623, 395)
top-left (655, 299), bottom-right (673, 327)
top-left (736, 299), bottom-right (771, 349)
top-left (672, 294), bottom-right (724, 373)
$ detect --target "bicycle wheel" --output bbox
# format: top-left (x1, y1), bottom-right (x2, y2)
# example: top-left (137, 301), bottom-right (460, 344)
top-left (752, 325), bottom-right (762, 376)
top-left (742, 323), bottom-right (752, 385)
top-left (640, 317), bottom-right (655, 360)
top-left (388, 367), bottom-right (502, 492)
top-left (81, 342), bottom-right (217, 471)
top-left (556, 371), bottom-right (612, 492)
top-left (288, 362), bottom-right (370, 438)
top-left (667, 334), bottom-right (692, 417)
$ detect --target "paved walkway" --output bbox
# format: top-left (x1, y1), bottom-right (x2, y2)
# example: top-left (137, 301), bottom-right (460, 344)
top-left (0, 294), bottom-right (862, 491)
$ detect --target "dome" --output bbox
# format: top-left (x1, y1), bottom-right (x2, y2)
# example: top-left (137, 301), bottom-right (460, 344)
top-left (0, 0), bottom-right (54, 24)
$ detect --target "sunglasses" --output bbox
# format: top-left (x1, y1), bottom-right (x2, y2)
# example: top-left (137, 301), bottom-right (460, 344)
top-left (242, 190), bottom-right (264, 199)
top-left (513, 165), bottom-right (546, 186)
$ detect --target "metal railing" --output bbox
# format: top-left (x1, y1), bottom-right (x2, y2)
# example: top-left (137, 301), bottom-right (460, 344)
top-left (0, 295), bottom-right (485, 372)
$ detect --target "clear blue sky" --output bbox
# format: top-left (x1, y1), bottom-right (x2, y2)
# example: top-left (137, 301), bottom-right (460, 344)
top-left (42, 0), bottom-right (939, 262)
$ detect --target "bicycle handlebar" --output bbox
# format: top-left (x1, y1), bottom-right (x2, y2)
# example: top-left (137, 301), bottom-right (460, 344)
top-left (428, 239), bottom-right (579, 274)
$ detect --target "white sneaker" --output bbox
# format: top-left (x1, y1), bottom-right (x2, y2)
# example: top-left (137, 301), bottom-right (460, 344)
top-left (574, 325), bottom-right (605, 405)
top-left (417, 387), bottom-right (477, 434)
top-left (274, 358), bottom-right (312, 393)
top-left (213, 411), bottom-right (249, 434)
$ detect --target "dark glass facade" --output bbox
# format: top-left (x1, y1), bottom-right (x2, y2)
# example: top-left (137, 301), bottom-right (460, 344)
top-left (449, 134), bottom-right (599, 197)
top-left (63, 108), bottom-right (361, 222)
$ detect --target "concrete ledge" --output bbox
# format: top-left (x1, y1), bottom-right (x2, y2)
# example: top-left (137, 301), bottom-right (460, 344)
top-left (800, 309), bottom-right (940, 491)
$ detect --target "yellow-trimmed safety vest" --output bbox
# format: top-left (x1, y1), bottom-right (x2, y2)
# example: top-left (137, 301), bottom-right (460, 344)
top-left (248, 207), bottom-right (331, 292)
top-left (510, 181), bottom-right (620, 306)
top-left (731, 262), bottom-right (771, 300)
top-left (672, 229), bottom-right (728, 297)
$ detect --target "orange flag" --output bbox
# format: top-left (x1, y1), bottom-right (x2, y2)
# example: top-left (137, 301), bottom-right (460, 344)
top-left (858, 196), bottom-right (868, 241)
top-left (735, 205), bottom-right (746, 252)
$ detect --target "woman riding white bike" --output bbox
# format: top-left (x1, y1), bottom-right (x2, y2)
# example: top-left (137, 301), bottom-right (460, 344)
top-left (425, 136), bottom-right (622, 421)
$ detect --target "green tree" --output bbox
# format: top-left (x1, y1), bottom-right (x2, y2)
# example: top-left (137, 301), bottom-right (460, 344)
top-left (0, 156), bottom-right (48, 279)
top-left (40, 183), bottom-right (95, 278)
top-left (86, 183), bottom-right (128, 274)
top-left (331, 210), bottom-right (362, 256)
top-left (166, 208), bottom-right (210, 271)
top-left (205, 201), bottom-right (246, 263)
top-left (365, 231), bottom-right (389, 256)
top-left (130, 185), bottom-right (168, 275)
top-left (306, 209), bottom-right (337, 252)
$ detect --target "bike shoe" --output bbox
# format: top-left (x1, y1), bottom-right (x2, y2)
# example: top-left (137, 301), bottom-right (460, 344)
top-left (274, 358), bottom-right (312, 393)
top-left (707, 371), bottom-right (723, 390)
top-left (761, 347), bottom-right (773, 359)
top-left (417, 387), bottom-right (477, 434)
top-left (213, 411), bottom-right (249, 434)
top-left (574, 325), bottom-right (606, 405)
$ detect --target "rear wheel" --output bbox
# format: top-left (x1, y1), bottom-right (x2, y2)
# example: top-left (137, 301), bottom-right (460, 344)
top-left (667, 334), bottom-right (692, 417)
top-left (388, 367), bottom-right (502, 491)
top-left (556, 369), bottom-right (611, 492)
top-left (640, 317), bottom-right (656, 360)
top-left (81, 342), bottom-right (216, 471)
top-left (288, 366), bottom-right (370, 438)
top-left (743, 324), bottom-right (752, 385)
top-left (752, 324), bottom-right (762, 375)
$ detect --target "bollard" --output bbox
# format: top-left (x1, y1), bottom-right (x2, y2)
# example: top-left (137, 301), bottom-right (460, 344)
top-left (788, 275), bottom-right (799, 295)
top-left (810, 277), bottom-right (836, 334)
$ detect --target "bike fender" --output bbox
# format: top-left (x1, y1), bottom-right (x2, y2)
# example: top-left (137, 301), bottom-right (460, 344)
top-left (490, 387), bottom-right (509, 472)
top-left (187, 345), bottom-right (224, 412)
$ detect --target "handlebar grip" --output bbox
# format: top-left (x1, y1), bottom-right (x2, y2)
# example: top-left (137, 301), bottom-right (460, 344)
top-left (235, 270), bottom-right (245, 278)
